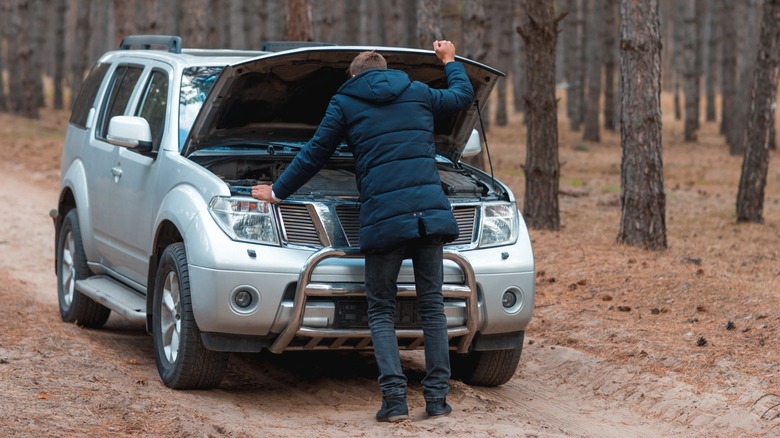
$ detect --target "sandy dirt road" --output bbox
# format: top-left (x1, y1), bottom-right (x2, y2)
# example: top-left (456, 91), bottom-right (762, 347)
top-left (0, 163), bottom-right (773, 437)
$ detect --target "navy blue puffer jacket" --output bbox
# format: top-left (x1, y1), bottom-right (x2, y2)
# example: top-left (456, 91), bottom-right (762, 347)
top-left (273, 61), bottom-right (475, 252)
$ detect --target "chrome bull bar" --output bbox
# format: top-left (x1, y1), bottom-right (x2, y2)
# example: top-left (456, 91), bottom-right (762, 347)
top-left (269, 247), bottom-right (479, 354)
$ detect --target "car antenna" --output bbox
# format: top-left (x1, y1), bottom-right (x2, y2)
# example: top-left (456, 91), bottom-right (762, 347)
top-left (475, 101), bottom-right (497, 192)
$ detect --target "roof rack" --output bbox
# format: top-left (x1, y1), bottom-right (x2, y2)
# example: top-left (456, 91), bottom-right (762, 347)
top-left (261, 41), bottom-right (336, 52)
top-left (119, 35), bottom-right (182, 54)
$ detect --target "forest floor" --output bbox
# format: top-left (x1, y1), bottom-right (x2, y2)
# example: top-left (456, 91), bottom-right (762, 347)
top-left (0, 95), bottom-right (778, 437)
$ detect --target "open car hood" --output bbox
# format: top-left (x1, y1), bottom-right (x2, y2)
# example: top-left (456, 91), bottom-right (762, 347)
top-left (182, 46), bottom-right (504, 163)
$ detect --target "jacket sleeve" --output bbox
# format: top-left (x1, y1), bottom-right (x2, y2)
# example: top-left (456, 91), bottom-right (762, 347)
top-left (428, 61), bottom-right (475, 115)
top-left (272, 98), bottom-right (346, 200)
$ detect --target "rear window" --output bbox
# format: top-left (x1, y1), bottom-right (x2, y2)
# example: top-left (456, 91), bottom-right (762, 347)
top-left (69, 62), bottom-right (110, 128)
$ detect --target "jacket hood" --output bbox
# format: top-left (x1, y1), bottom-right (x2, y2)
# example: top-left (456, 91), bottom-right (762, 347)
top-left (338, 69), bottom-right (411, 103)
top-left (182, 46), bottom-right (504, 162)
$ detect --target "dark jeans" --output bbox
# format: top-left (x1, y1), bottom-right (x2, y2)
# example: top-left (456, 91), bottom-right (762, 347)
top-left (364, 237), bottom-right (450, 402)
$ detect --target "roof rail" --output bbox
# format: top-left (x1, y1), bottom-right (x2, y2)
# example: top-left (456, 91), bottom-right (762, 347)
top-left (261, 41), bottom-right (336, 52)
top-left (119, 35), bottom-right (182, 54)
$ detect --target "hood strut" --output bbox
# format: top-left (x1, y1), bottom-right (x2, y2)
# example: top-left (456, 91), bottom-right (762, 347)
top-left (475, 101), bottom-right (497, 192)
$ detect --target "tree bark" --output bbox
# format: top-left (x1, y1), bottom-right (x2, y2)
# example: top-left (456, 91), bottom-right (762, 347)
top-left (736, 0), bottom-right (780, 223)
top-left (15, 0), bottom-right (39, 118)
top-left (562, 0), bottom-right (584, 131)
top-left (683, 0), bottom-right (698, 141)
top-left (417, 0), bottom-right (443, 49)
top-left (720, 0), bottom-right (737, 136)
top-left (705, 0), bottom-right (720, 122)
top-left (672, 0), bottom-right (684, 121)
top-left (53, 0), bottom-right (67, 109)
top-left (602, 0), bottom-right (618, 132)
top-left (495, 0), bottom-right (513, 126)
top-left (4, 0), bottom-right (24, 113)
top-left (729, 0), bottom-right (762, 155)
top-left (583, 0), bottom-right (602, 142)
top-left (512, 0), bottom-right (528, 114)
top-left (617, 0), bottom-right (666, 250)
top-left (518, 0), bottom-right (562, 230)
top-left (460, 0), bottom-right (487, 171)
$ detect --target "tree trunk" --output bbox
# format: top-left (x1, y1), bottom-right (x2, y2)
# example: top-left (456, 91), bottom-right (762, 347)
top-left (53, 0), bottom-right (67, 109)
top-left (417, 0), bottom-right (443, 49)
top-left (562, 0), bottom-right (584, 131)
top-left (602, 0), bottom-right (618, 132)
top-left (672, 0), bottom-right (684, 121)
top-left (512, 0), bottom-right (528, 114)
top-left (4, 0), bottom-right (24, 113)
top-left (683, 0), bottom-right (698, 141)
top-left (181, 0), bottom-right (209, 48)
top-left (729, 0), bottom-right (762, 155)
top-left (617, 0), bottom-right (666, 250)
top-left (720, 0), bottom-right (737, 136)
top-left (15, 0), bottom-right (39, 118)
top-left (69, 0), bottom-right (92, 103)
top-left (312, 0), bottom-right (337, 43)
top-left (736, 0), bottom-right (780, 223)
top-left (113, 0), bottom-right (135, 46)
top-left (518, 0), bottom-right (562, 230)
top-left (342, 0), bottom-right (359, 44)
top-left (229, 0), bottom-right (247, 49)
top-left (495, 0), bottom-right (513, 126)
top-left (705, 1), bottom-right (720, 122)
top-left (583, 0), bottom-right (602, 142)
top-left (460, 0), bottom-right (487, 171)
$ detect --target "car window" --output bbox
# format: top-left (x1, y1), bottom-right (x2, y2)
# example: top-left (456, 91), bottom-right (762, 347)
top-left (96, 64), bottom-right (143, 140)
top-left (179, 66), bottom-right (222, 150)
top-left (69, 62), bottom-right (110, 129)
top-left (136, 70), bottom-right (169, 151)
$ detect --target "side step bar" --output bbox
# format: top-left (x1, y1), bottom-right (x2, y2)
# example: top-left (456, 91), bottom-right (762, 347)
top-left (75, 275), bottom-right (146, 324)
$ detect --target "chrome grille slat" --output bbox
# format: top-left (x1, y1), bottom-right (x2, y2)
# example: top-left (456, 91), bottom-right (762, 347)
top-left (279, 204), bottom-right (322, 246)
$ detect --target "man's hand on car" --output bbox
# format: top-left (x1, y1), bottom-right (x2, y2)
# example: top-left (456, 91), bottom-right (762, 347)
top-left (434, 40), bottom-right (456, 64)
top-left (251, 184), bottom-right (278, 203)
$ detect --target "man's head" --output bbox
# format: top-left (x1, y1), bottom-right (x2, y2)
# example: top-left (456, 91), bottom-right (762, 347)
top-left (349, 51), bottom-right (387, 77)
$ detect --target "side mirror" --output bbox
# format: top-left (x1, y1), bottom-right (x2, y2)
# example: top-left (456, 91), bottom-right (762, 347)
top-left (107, 116), bottom-right (153, 152)
top-left (461, 129), bottom-right (481, 158)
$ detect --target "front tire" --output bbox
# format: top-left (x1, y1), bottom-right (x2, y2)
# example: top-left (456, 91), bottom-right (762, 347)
top-left (450, 334), bottom-right (524, 387)
top-left (56, 209), bottom-right (110, 328)
top-left (152, 242), bottom-right (228, 389)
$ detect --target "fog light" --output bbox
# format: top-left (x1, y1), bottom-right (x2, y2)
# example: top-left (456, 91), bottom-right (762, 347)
top-left (502, 290), bottom-right (517, 308)
top-left (235, 290), bottom-right (253, 308)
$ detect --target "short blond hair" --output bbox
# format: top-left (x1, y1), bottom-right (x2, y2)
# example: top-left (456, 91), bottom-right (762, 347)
top-left (349, 51), bottom-right (387, 76)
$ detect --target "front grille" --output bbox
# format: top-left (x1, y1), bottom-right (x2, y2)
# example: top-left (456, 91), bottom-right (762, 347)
top-left (451, 206), bottom-right (477, 246)
top-left (335, 204), bottom-right (477, 248)
top-left (335, 205), bottom-right (360, 246)
top-left (278, 204), bottom-right (322, 246)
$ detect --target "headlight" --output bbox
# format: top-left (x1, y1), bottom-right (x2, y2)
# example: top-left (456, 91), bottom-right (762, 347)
top-left (479, 202), bottom-right (518, 248)
top-left (209, 197), bottom-right (279, 245)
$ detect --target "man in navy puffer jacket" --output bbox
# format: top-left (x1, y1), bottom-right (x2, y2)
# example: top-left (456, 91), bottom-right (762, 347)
top-left (252, 41), bottom-right (474, 422)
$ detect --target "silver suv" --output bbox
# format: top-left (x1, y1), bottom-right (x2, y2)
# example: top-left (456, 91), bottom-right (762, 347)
top-left (52, 35), bottom-right (534, 389)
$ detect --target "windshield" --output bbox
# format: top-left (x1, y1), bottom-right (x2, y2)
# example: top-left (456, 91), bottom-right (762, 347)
top-left (179, 66), bottom-right (223, 150)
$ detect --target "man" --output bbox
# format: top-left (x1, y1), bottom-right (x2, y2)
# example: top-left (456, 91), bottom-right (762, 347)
top-left (251, 40), bottom-right (474, 422)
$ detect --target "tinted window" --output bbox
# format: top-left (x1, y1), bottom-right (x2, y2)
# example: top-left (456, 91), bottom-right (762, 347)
top-left (96, 65), bottom-right (143, 140)
top-left (69, 62), bottom-right (110, 128)
top-left (136, 70), bottom-right (169, 151)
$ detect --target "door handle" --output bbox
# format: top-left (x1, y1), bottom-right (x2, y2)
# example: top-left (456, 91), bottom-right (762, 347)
top-left (111, 166), bottom-right (122, 182)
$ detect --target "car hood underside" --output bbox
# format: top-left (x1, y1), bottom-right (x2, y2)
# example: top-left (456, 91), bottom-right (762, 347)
top-left (183, 46), bottom-right (503, 163)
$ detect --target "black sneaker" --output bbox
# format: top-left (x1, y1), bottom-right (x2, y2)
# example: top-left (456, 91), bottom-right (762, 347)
top-left (376, 396), bottom-right (409, 422)
top-left (425, 399), bottom-right (452, 418)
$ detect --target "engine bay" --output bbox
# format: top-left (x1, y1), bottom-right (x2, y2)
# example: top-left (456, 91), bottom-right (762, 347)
top-left (191, 154), bottom-right (502, 202)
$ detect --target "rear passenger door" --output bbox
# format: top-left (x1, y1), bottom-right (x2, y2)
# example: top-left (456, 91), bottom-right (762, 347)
top-left (85, 63), bottom-right (144, 267)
